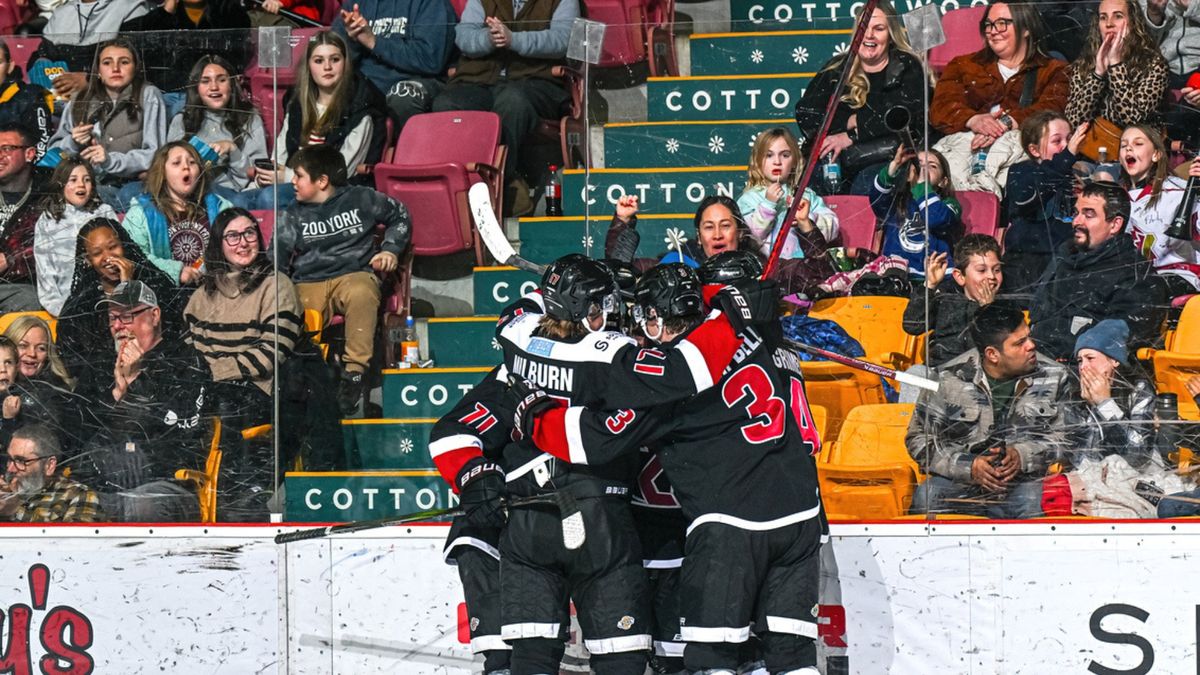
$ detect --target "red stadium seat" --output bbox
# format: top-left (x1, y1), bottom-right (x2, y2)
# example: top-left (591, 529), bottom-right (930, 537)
top-left (5, 37), bottom-right (40, 81)
top-left (250, 209), bottom-right (275, 245)
top-left (929, 5), bottom-right (987, 75)
top-left (374, 111), bottom-right (505, 265)
top-left (823, 195), bottom-right (878, 253)
top-left (957, 190), bottom-right (1000, 240)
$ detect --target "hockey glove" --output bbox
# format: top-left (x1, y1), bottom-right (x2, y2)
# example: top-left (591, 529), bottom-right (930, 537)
top-left (506, 375), bottom-right (557, 441)
top-left (711, 279), bottom-right (781, 335)
top-left (456, 456), bottom-right (507, 529)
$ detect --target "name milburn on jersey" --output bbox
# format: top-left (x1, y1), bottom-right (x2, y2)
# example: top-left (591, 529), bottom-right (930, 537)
top-left (512, 354), bottom-right (576, 391)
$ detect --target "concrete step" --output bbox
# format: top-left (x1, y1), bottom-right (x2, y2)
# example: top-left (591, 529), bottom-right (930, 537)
top-left (342, 418), bottom-right (437, 470)
top-left (561, 166), bottom-right (744, 216)
top-left (518, 215), bottom-right (697, 263)
top-left (381, 366), bottom-right (494, 419)
top-left (426, 316), bottom-right (503, 367)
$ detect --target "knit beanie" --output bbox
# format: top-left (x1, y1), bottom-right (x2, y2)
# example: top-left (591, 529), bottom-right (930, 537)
top-left (1073, 319), bottom-right (1130, 366)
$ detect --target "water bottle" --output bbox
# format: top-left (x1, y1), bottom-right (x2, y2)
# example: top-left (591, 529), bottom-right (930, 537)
top-left (971, 148), bottom-right (988, 175)
top-left (400, 315), bottom-right (419, 368)
top-left (821, 153), bottom-right (841, 193)
top-left (1167, 174), bottom-right (1200, 241)
top-left (1155, 393), bottom-right (1181, 466)
top-left (545, 164), bottom-right (563, 217)
top-left (1097, 146), bottom-right (1109, 165)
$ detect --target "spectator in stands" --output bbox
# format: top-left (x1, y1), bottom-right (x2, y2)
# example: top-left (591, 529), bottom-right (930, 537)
top-left (6, 315), bottom-right (75, 393)
top-left (0, 319), bottom-right (83, 455)
top-left (334, 0), bottom-right (457, 130)
top-left (277, 144), bottom-right (410, 415)
top-left (0, 337), bottom-right (24, 446)
top-left (930, 2), bottom-right (1069, 195)
top-left (1140, 0), bottom-right (1200, 150)
top-left (0, 424), bottom-right (101, 523)
top-left (793, 0), bottom-right (930, 194)
top-left (122, 141), bottom-right (233, 285)
top-left (1119, 125), bottom-right (1200, 298)
top-left (1062, 319), bottom-right (1158, 469)
top-left (167, 55), bottom-right (269, 209)
top-left (74, 279), bottom-right (206, 522)
top-left (906, 302), bottom-right (1070, 518)
top-left (869, 145), bottom-right (962, 280)
top-left (0, 44), bottom-right (54, 158)
top-left (737, 127), bottom-right (838, 259)
top-left (1066, 0), bottom-right (1169, 173)
top-left (34, 157), bottom-right (118, 316)
top-left (118, 0), bottom-right (251, 112)
top-left (432, 0), bottom-right (578, 216)
top-left (47, 37), bottom-right (166, 211)
top-left (185, 207), bottom-right (302, 427)
top-left (56, 218), bottom-right (185, 378)
top-left (254, 31), bottom-right (388, 210)
top-left (0, 122), bottom-right (50, 312)
top-left (1001, 111), bottom-right (1087, 298)
top-left (902, 234), bottom-right (1003, 368)
top-left (1029, 181), bottom-right (1168, 360)
top-left (33, 0), bottom-right (150, 101)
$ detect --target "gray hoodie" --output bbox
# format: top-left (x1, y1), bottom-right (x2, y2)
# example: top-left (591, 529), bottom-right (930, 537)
top-left (42, 0), bottom-right (149, 46)
top-left (1141, 0), bottom-right (1200, 76)
top-left (277, 186), bottom-right (411, 283)
top-left (34, 202), bottom-right (117, 316)
top-left (168, 110), bottom-right (268, 192)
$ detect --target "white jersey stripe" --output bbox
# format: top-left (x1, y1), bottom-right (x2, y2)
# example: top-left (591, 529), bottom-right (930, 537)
top-left (500, 622), bottom-right (561, 640)
top-left (675, 339), bottom-right (713, 392)
top-left (583, 634), bottom-right (653, 654)
top-left (565, 406), bottom-right (588, 465)
top-left (428, 434), bottom-right (482, 459)
top-left (765, 615), bottom-right (819, 638)
top-left (679, 625), bottom-right (752, 643)
top-left (686, 503), bottom-right (821, 537)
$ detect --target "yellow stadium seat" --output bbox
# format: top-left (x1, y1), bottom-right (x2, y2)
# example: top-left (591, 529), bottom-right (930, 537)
top-left (0, 311), bottom-right (56, 340)
top-left (176, 418), bottom-right (225, 523)
top-left (801, 296), bottom-right (920, 438)
top-left (1139, 297), bottom-right (1200, 419)
top-left (303, 308), bottom-right (329, 359)
top-left (809, 405), bottom-right (827, 450)
top-left (818, 403), bottom-right (922, 520)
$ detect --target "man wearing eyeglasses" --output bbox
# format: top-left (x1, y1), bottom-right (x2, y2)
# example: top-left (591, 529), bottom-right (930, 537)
top-left (73, 279), bottom-right (208, 522)
top-left (0, 122), bottom-right (48, 313)
top-left (0, 423), bottom-right (101, 523)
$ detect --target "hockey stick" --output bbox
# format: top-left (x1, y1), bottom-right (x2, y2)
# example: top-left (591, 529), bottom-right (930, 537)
top-left (761, 0), bottom-right (879, 281)
top-left (274, 491), bottom-right (586, 546)
top-left (784, 338), bottom-right (940, 392)
top-left (469, 182), bottom-right (547, 275)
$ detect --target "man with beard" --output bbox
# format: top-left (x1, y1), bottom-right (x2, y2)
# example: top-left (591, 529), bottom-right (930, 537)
top-left (0, 122), bottom-right (48, 312)
top-left (0, 424), bottom-right (101, 523)
top-left (1030, 180), bottom-right (1167, 360)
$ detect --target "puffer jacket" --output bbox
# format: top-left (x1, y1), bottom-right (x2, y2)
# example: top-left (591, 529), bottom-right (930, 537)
top-left (906, 349), bottom-right (1072, 482)
top-left (1030, 233), bottom-right (1168, 360)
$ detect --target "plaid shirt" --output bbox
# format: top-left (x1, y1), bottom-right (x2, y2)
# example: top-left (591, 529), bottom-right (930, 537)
top-left (10, 475), bottom-right (103, 523)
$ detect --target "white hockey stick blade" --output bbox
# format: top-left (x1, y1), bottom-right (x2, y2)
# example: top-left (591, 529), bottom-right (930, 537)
top-left (468, 183), bottom-right (547, 275)
top-left (470, 182), bottom-right (518, 263)
top-left (893, 369), bottom-right (940, 392)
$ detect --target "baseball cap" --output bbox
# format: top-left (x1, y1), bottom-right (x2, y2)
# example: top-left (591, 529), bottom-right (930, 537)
top-left (95, 280), bottom-right (158, 311)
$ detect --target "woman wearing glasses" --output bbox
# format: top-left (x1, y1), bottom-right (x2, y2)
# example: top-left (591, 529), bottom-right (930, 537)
top-left (929, 2), bottom-right (1069, 194)
top-left (184, 207), bottom-right (302, 427)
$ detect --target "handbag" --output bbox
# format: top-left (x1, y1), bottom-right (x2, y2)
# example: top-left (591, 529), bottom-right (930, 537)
top-left (840, 135), bottom-right (900, 174)
top-left (1077, 116), bottom-right (1123, 163)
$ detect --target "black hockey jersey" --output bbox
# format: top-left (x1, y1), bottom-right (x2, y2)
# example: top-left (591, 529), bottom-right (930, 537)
top-left (632, 445), bottom-right (688, 567)
top-left (530, 327), bottom-right (823, 530)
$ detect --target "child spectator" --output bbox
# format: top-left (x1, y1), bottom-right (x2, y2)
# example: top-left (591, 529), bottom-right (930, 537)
top-left (253, 31), bottom-right (388, 210)
top-left (0, 43), bottom-right (53, 158)
top-left (34, 157), bottom-right (118, 316)
top-left (869, 144), bottom-right (962, 279)
top-left (276, 144), bottom-right (411, 415)
top-left (902, 234), bottom-right (1003, 368)
top-left (1002, 112), bottom-right (1088, 297)
top-left (1066, 0), bottom-right (1169, 170)
top-left (1118, 124), bottom-right (1200, 298)
top-left (47, 37), bottom-right (166, 211)
top-left (0, 337), bottom-right (21, 445)
top-left (167, 55), bottom-right (269, 208)
top-left (737, 127), bottom-right (838, 259)
top-left (122, 141), bottom-right (233, 286)
top-left (56, 218), bottom-right (186, 379)
top-left (32, 0), bottom-right (150, 101)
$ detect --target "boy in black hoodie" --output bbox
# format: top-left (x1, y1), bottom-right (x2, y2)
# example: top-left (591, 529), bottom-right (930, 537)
top-left (277, 144), bottom-right (412, 414)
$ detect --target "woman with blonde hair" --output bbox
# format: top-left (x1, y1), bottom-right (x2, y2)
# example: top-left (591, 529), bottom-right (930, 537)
top-left (4, 315), bottom-right (74, 391)
top-left (793, 0), bottom-right (930, 193)
top-left (121, 141), bottom-right (232, 285)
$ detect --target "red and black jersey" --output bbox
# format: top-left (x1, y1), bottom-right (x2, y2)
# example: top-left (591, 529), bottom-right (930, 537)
top-left (632, 445), bottom-right (688, 567)
top-left (531, 327), bottom-right (823, 531)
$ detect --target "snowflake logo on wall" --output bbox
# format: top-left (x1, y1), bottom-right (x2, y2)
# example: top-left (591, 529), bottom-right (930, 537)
top-left (665, 138), bottom-right (680, 153)
top-left (399, 438), bottom-right (415, 454)
top-left (792, 46), bottom-right (809, 65)
top-left (664, 228), bottom-right (689, 250)
top-left (491, 338), bottom-right (501, 351)
top-left (750, 49), bottom-right (764, 64)
top-left (832, 42), bottom-right (849, 56)
top-left (708, 135), bottom-right (725, 154)
top-left (581, 235), bottom-right (594, 249)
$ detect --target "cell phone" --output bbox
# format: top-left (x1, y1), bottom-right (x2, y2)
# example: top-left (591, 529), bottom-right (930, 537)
top-left (254, 159), bottom-right (277, 172)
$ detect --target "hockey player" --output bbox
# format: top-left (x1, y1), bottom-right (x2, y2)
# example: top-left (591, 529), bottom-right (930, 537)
top-left (510, 262), bottom-right (825, 675)
top-left (430, 254), bottom-right (760, 675)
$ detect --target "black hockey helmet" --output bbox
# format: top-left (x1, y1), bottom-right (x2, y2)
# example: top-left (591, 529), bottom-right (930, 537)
top-left (698, 249), bottom-right (764, 285)
top-left (633, 263), bottom-right (704, 326)
top-left (541, 254), bottom-right (619, 322)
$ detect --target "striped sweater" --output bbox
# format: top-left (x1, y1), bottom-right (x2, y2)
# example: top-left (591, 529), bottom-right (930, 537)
top-left (184, 271), bottom-right (303, 395)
